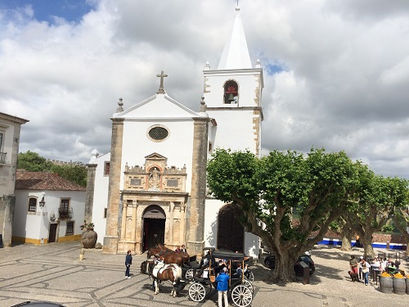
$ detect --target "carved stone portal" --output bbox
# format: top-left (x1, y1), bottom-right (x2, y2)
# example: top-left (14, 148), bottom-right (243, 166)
top-left (118, 153), bottom-right (188, 254)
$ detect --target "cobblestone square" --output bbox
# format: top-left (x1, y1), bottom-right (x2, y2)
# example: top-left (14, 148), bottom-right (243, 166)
top-left (0, 242), bottom-right (408, 306)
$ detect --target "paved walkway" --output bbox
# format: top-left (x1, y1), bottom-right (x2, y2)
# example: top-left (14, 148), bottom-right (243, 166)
top-left (0, 242), bottom-right (408, 306)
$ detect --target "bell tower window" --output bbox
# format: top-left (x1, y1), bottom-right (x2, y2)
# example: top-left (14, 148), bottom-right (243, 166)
top-left (223, 80), bottom-right (238, 104)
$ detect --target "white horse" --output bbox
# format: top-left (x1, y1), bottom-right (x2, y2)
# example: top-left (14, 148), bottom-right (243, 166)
top-left (141, 260), bottom-right (183, 297)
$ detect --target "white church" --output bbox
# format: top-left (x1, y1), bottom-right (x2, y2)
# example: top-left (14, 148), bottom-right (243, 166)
top-left (85, 6), bottom-right (264, 258)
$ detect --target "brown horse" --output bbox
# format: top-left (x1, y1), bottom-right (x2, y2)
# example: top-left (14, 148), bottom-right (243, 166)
top-left (147, 244), bottom-right (189, 266)
top-left (140, 260), bottom-right (183, 297)
top-left (147, 244), bottom-right (172, 258)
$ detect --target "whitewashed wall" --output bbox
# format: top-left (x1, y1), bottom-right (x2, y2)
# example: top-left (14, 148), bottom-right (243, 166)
top-left (120, 120), bottom-right (194, 191)
top-left (0, 119), bottom-right (18, 196)
top-left (91, 152), bottom-right (110, 244)
top-left (14, 189), bottom-right (85, 242)
top-left (206, 109), bottom-right (257, 153)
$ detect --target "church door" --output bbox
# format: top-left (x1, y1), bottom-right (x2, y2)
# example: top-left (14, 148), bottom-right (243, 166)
top-left (142, 205), bottom-right (166, 251)
top-left (217, 204), bottom-right (244, 252)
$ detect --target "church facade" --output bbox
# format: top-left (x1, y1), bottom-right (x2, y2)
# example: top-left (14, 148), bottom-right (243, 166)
top-left (85, 7), bottom-right (264, 257)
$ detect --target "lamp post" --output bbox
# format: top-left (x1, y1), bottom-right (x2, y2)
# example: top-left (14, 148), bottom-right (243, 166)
top-left (39, 196), bottom-right (45, 208)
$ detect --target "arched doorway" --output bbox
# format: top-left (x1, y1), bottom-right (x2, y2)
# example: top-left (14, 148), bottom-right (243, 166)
top-left (217, 204), bottom-right (244, 252)
top-left (142, 205), bottom-right (166, 251)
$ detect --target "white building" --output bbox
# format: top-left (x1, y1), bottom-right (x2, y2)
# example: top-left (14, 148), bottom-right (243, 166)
top-left (85, 6), bottom-right (263, 257)
top-left (14, 171), bottom-right (86, 244)
top-left (0, 112), bottom-right (28, 247)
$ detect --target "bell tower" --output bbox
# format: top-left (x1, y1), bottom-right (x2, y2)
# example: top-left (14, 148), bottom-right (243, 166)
top-left (203, 5), bottom-right (263, 156)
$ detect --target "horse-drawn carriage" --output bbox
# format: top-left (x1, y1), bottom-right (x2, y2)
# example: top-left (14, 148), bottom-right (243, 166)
top-left (140, 245), bottom-right (254, 306)
top-left (187, 250), bottom-right (254, 307)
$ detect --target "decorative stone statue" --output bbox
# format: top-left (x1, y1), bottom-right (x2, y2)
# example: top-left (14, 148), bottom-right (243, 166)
top-left (148, 167), bottom-right (161, 191)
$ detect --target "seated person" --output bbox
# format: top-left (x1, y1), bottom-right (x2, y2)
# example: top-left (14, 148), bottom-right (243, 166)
top-left (180, 244), bottom-right (187, 253)
top-left (234, 263), bottom-right (243, 278)
top-left (175, 246), bottom-right (181, 253)
top-left (386, 259), bottom-right (397, 274)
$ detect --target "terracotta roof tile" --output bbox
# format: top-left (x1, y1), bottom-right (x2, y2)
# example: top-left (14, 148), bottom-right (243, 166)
top-left (15, 171), bottom-right (85, 191)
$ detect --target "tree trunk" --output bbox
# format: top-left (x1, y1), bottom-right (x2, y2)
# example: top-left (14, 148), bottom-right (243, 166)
top-left (271, 250), bottom-right (297, 283)
top-left (341, 234), bottom-right (352, 251)
top-left (363, 242), bottom-right (375, 258)
top-left (362, 233), bottom-right (375, 258)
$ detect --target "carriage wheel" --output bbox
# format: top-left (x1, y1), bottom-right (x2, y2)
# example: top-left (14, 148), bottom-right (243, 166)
top-left (231, 284), bottom-right (253, 307)
top-left (246, 270), bottom-right (255, 282)
top-left (188, 282), bottom-right (206, 302)
top-left (243, 279), bottom-right (254, 293)
top-left (185, 268), bottom-right (194, 281)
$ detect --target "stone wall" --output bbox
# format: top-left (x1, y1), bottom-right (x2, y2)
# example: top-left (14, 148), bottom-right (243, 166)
top-left (323, 230), bottom-right (407, 244)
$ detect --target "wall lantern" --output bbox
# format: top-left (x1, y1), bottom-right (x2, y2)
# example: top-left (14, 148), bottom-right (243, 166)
top-left (39, 196), bottom-right (46, 207)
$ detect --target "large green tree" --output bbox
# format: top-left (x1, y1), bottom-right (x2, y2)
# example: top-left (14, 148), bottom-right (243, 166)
top-left (18, 151), bottom-right (87, 187)
top-left (344, 165), bottom-right (408, 258)
top-left (207, 148), bottom-right (357, 282)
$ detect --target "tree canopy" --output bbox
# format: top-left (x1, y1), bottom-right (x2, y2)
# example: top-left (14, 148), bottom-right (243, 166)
top-left (207, 148), bottom-right (358, 282)
top-left (343, 164), bottom-right (409, 257)
top-left (18, 151), bottom-right (87, 187)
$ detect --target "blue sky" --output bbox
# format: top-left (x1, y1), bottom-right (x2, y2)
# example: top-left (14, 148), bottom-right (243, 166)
top-left (0, 0), bottom-right (94, 23)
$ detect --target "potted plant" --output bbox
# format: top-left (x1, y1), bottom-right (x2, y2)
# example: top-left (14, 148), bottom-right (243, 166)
top-left (80, 220), bottom-right (98, 248)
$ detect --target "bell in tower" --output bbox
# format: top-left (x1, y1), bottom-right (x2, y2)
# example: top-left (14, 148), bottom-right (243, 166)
top-left (224, 80), bottom-right (238, 104)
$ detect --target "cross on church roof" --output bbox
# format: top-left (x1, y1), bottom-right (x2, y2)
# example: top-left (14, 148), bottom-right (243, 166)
top-left (156, 70), bottom-right (168, 94)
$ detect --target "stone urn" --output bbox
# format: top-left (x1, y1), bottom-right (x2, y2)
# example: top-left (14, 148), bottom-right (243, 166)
top-left (80, 221), bottom-right (97, 249)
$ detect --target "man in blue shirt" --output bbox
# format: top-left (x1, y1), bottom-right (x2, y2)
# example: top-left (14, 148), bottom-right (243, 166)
top-left (216, 267), bottom-right (230, 307)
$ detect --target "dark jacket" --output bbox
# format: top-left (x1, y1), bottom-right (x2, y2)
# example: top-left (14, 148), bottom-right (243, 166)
top-left (216, 272), bottom-right (229, 291)
top-left (125, 254), bottom-right (132, 266)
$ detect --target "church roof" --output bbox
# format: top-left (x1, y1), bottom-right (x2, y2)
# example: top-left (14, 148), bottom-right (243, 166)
top-left (15, 171), bottom-right (85, 191)
top-left (217, 7), bottom-right (252, 70)
top-left (113, 93), bottom-right (207, 120)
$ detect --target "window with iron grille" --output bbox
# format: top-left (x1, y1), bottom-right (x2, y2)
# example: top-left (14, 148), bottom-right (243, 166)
top-left (59, 198), bottom-right (70, 218)
top-left (66, 221), bottom-right (74, 236)
top-left (28, 197), bottom-right (37, 212)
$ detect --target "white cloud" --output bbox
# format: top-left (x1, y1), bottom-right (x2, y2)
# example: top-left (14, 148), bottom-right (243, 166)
top-left (1, 0), bottom-right (409, 178)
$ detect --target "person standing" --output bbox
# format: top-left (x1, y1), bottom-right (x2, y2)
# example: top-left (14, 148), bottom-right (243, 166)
top-left (125, 250), bottom-right (132, 279)
top-left (361, 258), bottom-right (370, 285)
top-left (216, 267), bottom-right (230, 307)
top-left (349, 255), bottom-right (358, 275)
